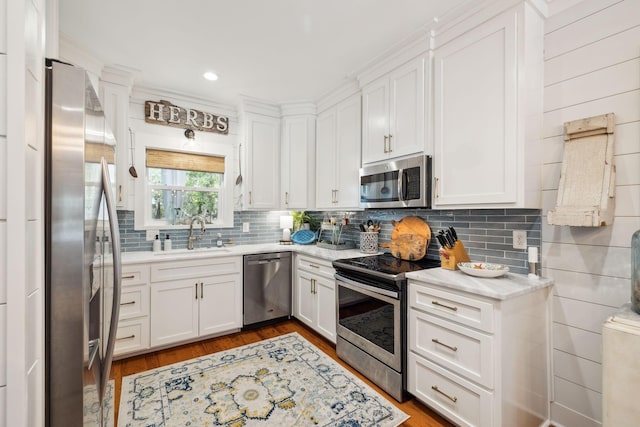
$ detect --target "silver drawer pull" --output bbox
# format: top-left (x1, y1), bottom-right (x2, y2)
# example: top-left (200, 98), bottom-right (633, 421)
top-left (116, 334), bottom-right (135, 341)
top-left (432, 338), bottom-right (458, 352)
top-left (120, 301), bottom-right (136, 306)
top-left (309, 264), bottom-right (320, 269)
top-left (122, 275), bottom-right (135, 279)
top-left (431, 385), bottom-right (458, 403)
top-left (432, 300), bottom-right (458, 312)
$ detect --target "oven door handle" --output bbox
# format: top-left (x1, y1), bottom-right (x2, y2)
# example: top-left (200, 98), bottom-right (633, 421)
top-left (335, 273), bottom-right (399, 300)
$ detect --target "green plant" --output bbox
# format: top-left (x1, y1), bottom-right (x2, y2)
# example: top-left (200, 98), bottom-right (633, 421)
top-left (291, 211), bottom-right (318, 231)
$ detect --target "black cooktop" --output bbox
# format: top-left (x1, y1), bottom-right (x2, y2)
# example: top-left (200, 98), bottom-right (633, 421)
top-left (333, 253), bottom-right (440, 282)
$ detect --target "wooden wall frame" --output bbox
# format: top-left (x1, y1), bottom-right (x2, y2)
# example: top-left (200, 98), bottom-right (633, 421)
top-left (547, 113), bottom-right (616, 227)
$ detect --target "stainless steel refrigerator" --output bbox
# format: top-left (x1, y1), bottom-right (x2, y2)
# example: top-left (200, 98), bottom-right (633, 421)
top-left (45, 59), bottom-right (122, 427)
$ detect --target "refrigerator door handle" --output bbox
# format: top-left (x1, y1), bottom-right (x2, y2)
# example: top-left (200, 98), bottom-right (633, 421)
top-left (100, 157), bottom-right (122, 402)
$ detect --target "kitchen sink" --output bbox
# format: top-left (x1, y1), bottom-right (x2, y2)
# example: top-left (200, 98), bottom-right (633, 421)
top-left (153, 247), bottom-right (232, 255)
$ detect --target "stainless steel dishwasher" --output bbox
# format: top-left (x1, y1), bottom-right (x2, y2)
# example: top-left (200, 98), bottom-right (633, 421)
top-left (243, 252), bottom-right (292, 328)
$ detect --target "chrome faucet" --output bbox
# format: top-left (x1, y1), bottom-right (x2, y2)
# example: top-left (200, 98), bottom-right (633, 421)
top-left (187, 215), bottom-right (206, 250)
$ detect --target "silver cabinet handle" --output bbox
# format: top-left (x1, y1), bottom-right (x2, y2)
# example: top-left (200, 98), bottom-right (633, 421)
top-left (116, 334), bottom-right (136, 341)
top-left (200, 282), bottom-right (204, 299)
top-left (432, 385), bottom-right (458, 403)
top-left (434, 177), bottom-right (439, 199)
top-left (388, 134), bottom-right (393, 152)
top-left (249, 191), bottom-right (253, 205)
top-left (121, 275), bottom-right (135, 279)
top-left (195, 282), bottom-right (199, 299)
top-left (118, 184), bottom-right (123, 203)
top-left (285, 191), bottom-right (289, 205)
top-left (384, 135), bottom-right (389, 153)
top-left (120, 301), bottom-right (136, 306)
top-left (309, 264), bottom-right (320, 269)
top-left (432, 338), bottom-right (458, 352)
top-left (432, 300), bottom-right (458, 312)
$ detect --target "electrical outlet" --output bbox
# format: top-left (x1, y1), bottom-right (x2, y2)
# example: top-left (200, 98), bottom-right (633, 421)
top-left (146, 229), bottom-right (159, 241)
top-left (513, 230), bottom-right (527, 249)
top-left (243, 222), bottom-right (250, 232)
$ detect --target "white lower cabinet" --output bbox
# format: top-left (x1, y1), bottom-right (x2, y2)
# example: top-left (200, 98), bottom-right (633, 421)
top-left (150, 257), bottom-right (242, 348)
top-left (114, 263), bottom-right (151, 357)
top-left (408, 280), bottom-right (549, 427)
top-left (408, 352), bottom-right (493, 427)
top-left (294, 255), bottom-right (336, 343)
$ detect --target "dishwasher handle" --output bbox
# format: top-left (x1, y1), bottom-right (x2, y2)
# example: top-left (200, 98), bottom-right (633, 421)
top-left (248, 258), bottom-right (283, 265)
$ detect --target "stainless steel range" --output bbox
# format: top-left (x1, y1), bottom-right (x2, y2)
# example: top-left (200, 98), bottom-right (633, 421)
top-left (333, 253), bottom-right (440, 402)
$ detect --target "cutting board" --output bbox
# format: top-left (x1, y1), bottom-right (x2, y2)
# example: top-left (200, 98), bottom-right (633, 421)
top-left (380, 216), bottom-right (431, 260)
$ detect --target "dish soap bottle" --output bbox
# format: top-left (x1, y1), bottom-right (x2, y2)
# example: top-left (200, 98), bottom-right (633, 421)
top-left (216, 233), bottom-right (223, 247)
top-left (152, 234), bottom-right (161, 252)
top-left (164, 234), bottom-right (172, 251)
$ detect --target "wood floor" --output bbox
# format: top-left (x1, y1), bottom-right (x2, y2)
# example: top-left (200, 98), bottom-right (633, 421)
top-left (111, 319), bottom-right (454, 426)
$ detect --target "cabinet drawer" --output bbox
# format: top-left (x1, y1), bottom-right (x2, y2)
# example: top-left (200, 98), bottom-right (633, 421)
top-left (296, 255), bottom-right (334, 279)
top-left (410, 309), bottom-right (494, 388)
top-left (409, 282), bottom-right (494, 332)
top-left (408, 352), bottom-right (493, 427)
top-left (121, 263), bottom-right (150, 287)
top-left (114, 318), bottom-right (149, 356)
top-left (151, 256), bottom-right (241, 282)
top-left (119, 284), bottom-right (150, 320)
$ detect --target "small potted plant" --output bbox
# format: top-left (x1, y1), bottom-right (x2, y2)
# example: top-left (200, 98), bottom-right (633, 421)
top-left (291, 211), bottom-right (318, 232)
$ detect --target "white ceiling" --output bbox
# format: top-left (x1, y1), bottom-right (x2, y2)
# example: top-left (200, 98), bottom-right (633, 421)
top-left (59, 0), bottom-right (470, 106)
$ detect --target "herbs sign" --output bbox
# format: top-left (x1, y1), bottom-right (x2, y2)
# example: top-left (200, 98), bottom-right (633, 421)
top-left (145, 100), bottom-right (229, 135)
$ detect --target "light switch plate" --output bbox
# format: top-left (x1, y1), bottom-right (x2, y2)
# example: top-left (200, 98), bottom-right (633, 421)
top-left (243, 223), bottom-right (250, 232)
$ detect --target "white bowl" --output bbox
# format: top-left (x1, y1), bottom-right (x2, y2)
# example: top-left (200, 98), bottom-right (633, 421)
top-left (458, 262), bottom-right (509, 278)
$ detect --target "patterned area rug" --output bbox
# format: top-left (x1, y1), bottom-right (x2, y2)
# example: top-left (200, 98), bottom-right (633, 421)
top-left (118, 332), bottom-right (409, 426)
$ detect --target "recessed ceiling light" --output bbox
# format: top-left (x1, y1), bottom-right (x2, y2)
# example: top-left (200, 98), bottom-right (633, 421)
top-left (203, 72), bottom-right (218, 81)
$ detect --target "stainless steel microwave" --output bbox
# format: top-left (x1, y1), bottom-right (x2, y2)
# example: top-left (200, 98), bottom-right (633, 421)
top-left (359, 155), bottom-right (432, 208)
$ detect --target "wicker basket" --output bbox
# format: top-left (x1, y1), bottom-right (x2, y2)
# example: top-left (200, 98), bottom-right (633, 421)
top-left (360, 232), bottom-right (379, 254)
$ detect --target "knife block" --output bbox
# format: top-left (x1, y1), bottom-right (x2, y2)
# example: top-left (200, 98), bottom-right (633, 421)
top-left (440, 241), bottom-right (471, 270)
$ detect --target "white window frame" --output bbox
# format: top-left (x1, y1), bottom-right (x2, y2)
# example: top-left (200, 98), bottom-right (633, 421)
top-left (133, 130), bottom-right (235, 230)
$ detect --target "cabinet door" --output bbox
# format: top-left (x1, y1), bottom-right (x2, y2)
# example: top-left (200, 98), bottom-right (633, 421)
top-left (281, 116), bottom-right (314, 209)
top-left (361, 79), bottom-right (389, 164)
top-left (295, 271), bottom-right (315, 328)
top-left (315, 275), bottom-right (336, 343)
top-left (101, 81), bottom-right (132, 210)
top-left (150, 279), bottom-right (198, 347)
top-left (389, 54), bottom-right (426, 159)
top-left (433, 11), bottom-right (517, 207)
top-left (315, 108), bottom-right (338, 209)
top-left (334, 94), bottom-right (362, 209)
top-left (246, 114), bottom-right (280, 209)
top-left (199, 274), bottom-right (242, 336)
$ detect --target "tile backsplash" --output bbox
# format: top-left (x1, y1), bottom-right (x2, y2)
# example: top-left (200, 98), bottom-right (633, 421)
top-left (118, 208), bottom-right (541, 274)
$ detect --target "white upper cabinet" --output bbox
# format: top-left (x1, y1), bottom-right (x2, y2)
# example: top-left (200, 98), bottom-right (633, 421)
top-left (280, 104), bottom-right (316, 210)
top-left (315, 93), bottom-right (362, 210)
top-left (100, 67), bottom-right (133, 210)
top-left (240, 102), bottom-right (281, 210)
top-left (432, 3), bottom-right (543, 209)
top-left (362, 53), bottom-right (427, 165)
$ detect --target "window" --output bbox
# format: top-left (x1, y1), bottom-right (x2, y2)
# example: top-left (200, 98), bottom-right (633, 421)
top-left (133, 133), bottom-right (235, 229)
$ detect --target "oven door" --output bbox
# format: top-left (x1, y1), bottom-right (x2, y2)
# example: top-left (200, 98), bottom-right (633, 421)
top-left (335, 274), bottom-right (402, 371)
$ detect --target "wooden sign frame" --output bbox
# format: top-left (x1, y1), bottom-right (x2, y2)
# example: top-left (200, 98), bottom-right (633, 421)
top-left (144, 100), bottom-right (229, 135)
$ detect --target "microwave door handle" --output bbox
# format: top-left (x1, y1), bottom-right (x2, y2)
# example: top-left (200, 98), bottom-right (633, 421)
top-left (397, 168), bottom-right (404, 201)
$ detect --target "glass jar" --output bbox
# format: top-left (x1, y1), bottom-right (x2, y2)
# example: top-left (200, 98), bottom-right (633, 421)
top-left (631, 229), bottom-right (640, 314)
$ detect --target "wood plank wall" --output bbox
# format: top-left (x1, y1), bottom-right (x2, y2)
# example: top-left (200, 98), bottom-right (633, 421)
top-left (543, 1), bottom-right (640, 426)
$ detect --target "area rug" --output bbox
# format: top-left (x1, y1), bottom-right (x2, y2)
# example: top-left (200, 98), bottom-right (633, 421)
top-left (118, 332), bottom-right (409, 426)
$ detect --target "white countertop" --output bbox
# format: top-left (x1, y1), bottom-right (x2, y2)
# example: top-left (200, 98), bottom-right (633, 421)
top-left (121, 243), bottom-right (370, 264)
top-left (405, 268), bottom-right (554, 300)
